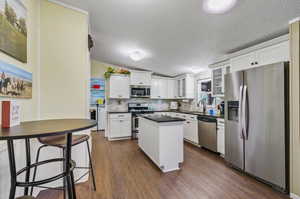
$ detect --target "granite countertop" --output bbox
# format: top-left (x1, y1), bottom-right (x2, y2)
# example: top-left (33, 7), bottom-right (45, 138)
top-left (108, 111), bottom-right (131, 114)
top-left (176, 111), bottom-right (224, 119)
top-left (140, 115), bottom-right (185, 123)
top-left (153, 110), bottom-right (224, 119)
top-left (107, 110), bottom-right (224, 118)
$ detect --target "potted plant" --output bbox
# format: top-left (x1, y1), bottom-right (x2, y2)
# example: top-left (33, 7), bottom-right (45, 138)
top-left (104, 67), bottom-right (130, 79)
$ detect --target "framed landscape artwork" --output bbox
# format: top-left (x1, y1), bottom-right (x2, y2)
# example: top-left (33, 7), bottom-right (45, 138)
top-left (0, 60), bottom-right (32, 98)
top-left (0, 0), bottom-right (27, 63)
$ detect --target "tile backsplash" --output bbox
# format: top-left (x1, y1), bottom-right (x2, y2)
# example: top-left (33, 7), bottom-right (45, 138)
top-left (107, 99), bottom-right (171, 112)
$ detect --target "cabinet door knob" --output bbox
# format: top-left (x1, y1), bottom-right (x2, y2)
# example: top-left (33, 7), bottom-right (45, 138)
top-left (251, 62), bottom-right (254, 65)
top-left (255, 62), bottom-right (258, 65)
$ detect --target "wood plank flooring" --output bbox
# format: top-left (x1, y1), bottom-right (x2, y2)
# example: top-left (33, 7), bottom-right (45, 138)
top-left (37, 131), bottom-right (290, 199)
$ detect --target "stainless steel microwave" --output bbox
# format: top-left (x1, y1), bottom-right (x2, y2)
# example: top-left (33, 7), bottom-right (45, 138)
top-left (131, 86), bottom-right (151, 98)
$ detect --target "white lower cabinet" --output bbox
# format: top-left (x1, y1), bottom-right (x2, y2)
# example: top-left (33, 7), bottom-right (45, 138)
top-left (108, 113), bottom-right (131, 140)
top-left (183, 115), bottom-right (198, 144)
top-left (139, 117), bottom-right (184, 172)
top-left (217, 118), bottom-right (225, 155)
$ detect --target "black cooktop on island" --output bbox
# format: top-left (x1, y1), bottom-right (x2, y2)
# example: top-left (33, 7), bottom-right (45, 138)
top-left (139, 115), bottom-right (185, 123)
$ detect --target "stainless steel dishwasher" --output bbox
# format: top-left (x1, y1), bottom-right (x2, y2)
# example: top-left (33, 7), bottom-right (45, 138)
top-left (198, 115), bottom-right (218, 152)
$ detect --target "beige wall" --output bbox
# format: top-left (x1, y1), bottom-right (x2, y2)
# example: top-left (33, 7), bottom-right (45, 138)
top-left (40, 0), bottom-right (90, 119)
top-left (91, 59), bottom-right (119, 78)
top-left (289, 20), bottom-right (300, 196)
top-left (0, 0), bottom-right (40, 122)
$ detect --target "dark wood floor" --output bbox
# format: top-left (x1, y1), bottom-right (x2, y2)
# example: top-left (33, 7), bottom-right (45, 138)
top-left (37, 131), bottom-right (290, 199)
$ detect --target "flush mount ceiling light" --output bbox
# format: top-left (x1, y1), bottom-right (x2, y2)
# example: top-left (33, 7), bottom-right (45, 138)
top-left (129, 50), bottom-right (146, 62)
top-left (189, 66), bottom-right (207, 74)
top-left (203, 0), bottom-right (237, 14)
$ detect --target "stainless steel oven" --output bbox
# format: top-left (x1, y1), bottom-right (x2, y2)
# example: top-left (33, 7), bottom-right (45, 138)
top-left (128, 103), bottom-right (153, 139)
top-left (130, 86), bottom-right (151, 98)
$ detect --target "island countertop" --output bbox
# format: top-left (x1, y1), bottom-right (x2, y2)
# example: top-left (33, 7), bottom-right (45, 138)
top-left (139, 115), bottom-right (185, 123)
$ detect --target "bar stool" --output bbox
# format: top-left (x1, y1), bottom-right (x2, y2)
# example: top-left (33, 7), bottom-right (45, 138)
top-left (16, 197), bottom-right (36, 199)
top-left (30, 134), bottom-right (96, 196)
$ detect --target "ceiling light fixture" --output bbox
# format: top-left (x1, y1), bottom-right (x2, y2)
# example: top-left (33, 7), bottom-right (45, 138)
top-left (129, 50), bottom-right (146, 62)
top-left (203, 0), bottom-right (237, 14)
top-left (189, 66), bottom-right (207, 74)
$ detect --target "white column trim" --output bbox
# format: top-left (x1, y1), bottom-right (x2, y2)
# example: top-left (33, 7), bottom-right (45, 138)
top-left (291, 193), bottom-right (300, 199)
top-left (47, 0), bottom-right (89, 15)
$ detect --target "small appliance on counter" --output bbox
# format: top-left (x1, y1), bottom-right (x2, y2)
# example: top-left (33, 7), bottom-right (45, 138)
top-left (169, 101), bottom-right (178, 110)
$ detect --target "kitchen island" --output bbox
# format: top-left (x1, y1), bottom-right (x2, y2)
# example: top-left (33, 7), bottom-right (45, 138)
top-left (138, 115), bottom-right (185, 172)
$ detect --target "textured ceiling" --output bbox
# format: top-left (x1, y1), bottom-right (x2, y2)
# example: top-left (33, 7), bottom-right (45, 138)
top-left (57, 0), bottom-right (300, 76)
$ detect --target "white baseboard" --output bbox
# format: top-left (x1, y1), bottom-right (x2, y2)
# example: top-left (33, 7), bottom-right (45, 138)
top-left (291, 193), bottom-right (300, 199)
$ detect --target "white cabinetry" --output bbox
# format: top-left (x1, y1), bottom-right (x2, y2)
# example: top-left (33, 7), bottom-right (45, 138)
top-left (151, 77), bottom-right (168, 99)
top-left (212, 64), bottom-right (229, 97)
top-left (217, 118), bottom-right (225, 155)
top-left (108, 113), bottom-right (131, 140)
top-left (108, 75), bottom-right (130, 99)
top-left (255, 41), bottom-right (289, 66)
top-left (170, 113), bottom-right (198, 145)
top-left (230, 52), bottom-right (256, 72)
top-left (230, 41), bottom-right (289, 72)
top-left (175, 74), bottom-right (195, 99)
top-left (139, 117), bottom-right (184, 172)
top-left (130, 71), bottom-right (152, 86)
top-left (183, 114), bottom-right (198, 144)
top-left (167, 79), bottom-right (176, 99)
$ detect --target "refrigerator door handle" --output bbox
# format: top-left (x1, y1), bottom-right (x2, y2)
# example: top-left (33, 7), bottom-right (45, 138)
top-left (242, 85), bottom-right (249, 140)
top-left (239, 85), bottom-right (244, 139)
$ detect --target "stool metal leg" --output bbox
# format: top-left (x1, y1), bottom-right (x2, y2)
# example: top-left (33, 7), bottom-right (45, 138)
top-left (65, 133), bottom-right (75, 199)
top-left (7, 140), bottom-right (16, 199)
top-left (86, 140), bottom-right (96, 191)
top-left (30, 144), bottom-right (48, 196)
top-left (71, 171), bottom-right (76, 198)
top-left (24, 138), bottom-right (31, 195)
top-left (63, 148), bottom-right (67, 199)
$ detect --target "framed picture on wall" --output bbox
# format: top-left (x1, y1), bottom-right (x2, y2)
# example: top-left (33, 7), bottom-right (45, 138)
top-left (0, 0), bottom-right (27, 63)
top-left (0, 60), bottom-right (32, 98)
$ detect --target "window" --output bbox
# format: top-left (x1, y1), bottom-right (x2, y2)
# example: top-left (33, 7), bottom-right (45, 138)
top-left (197, 79), bottom-right (214, 106)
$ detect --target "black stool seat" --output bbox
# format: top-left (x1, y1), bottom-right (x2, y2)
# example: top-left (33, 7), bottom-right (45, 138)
top-left (39, 135), bottom-right (90, 148)
top-left (16, 196), bottom-right (36, 199)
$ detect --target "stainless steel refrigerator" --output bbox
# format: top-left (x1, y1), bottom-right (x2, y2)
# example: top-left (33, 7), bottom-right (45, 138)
top-left (224, 62), bottom-right (289, 193)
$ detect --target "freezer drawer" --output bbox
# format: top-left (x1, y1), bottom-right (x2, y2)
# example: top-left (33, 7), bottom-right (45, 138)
top-left (198, 117), bottom-right (217, 152)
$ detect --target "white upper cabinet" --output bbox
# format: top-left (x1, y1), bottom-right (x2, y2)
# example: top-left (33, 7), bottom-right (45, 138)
top-left (151, 77), bottom-right (168, 99)
top-left (130, 71), bottom-right (152, 86)
top-left (167, 79), bottom-right (176, 99)
top-left (211, 64), bottom-right (229, 97)
top-left (230, 41), bottom-right (289, 72)
top-left (175, 74), bottom-right (195, 99)
top-left (230, 52), bottom-right (256, 72)
top-left (109, 75), bottom-right (130, 99)
top-left (255, 41), bottom-right (289, 66)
